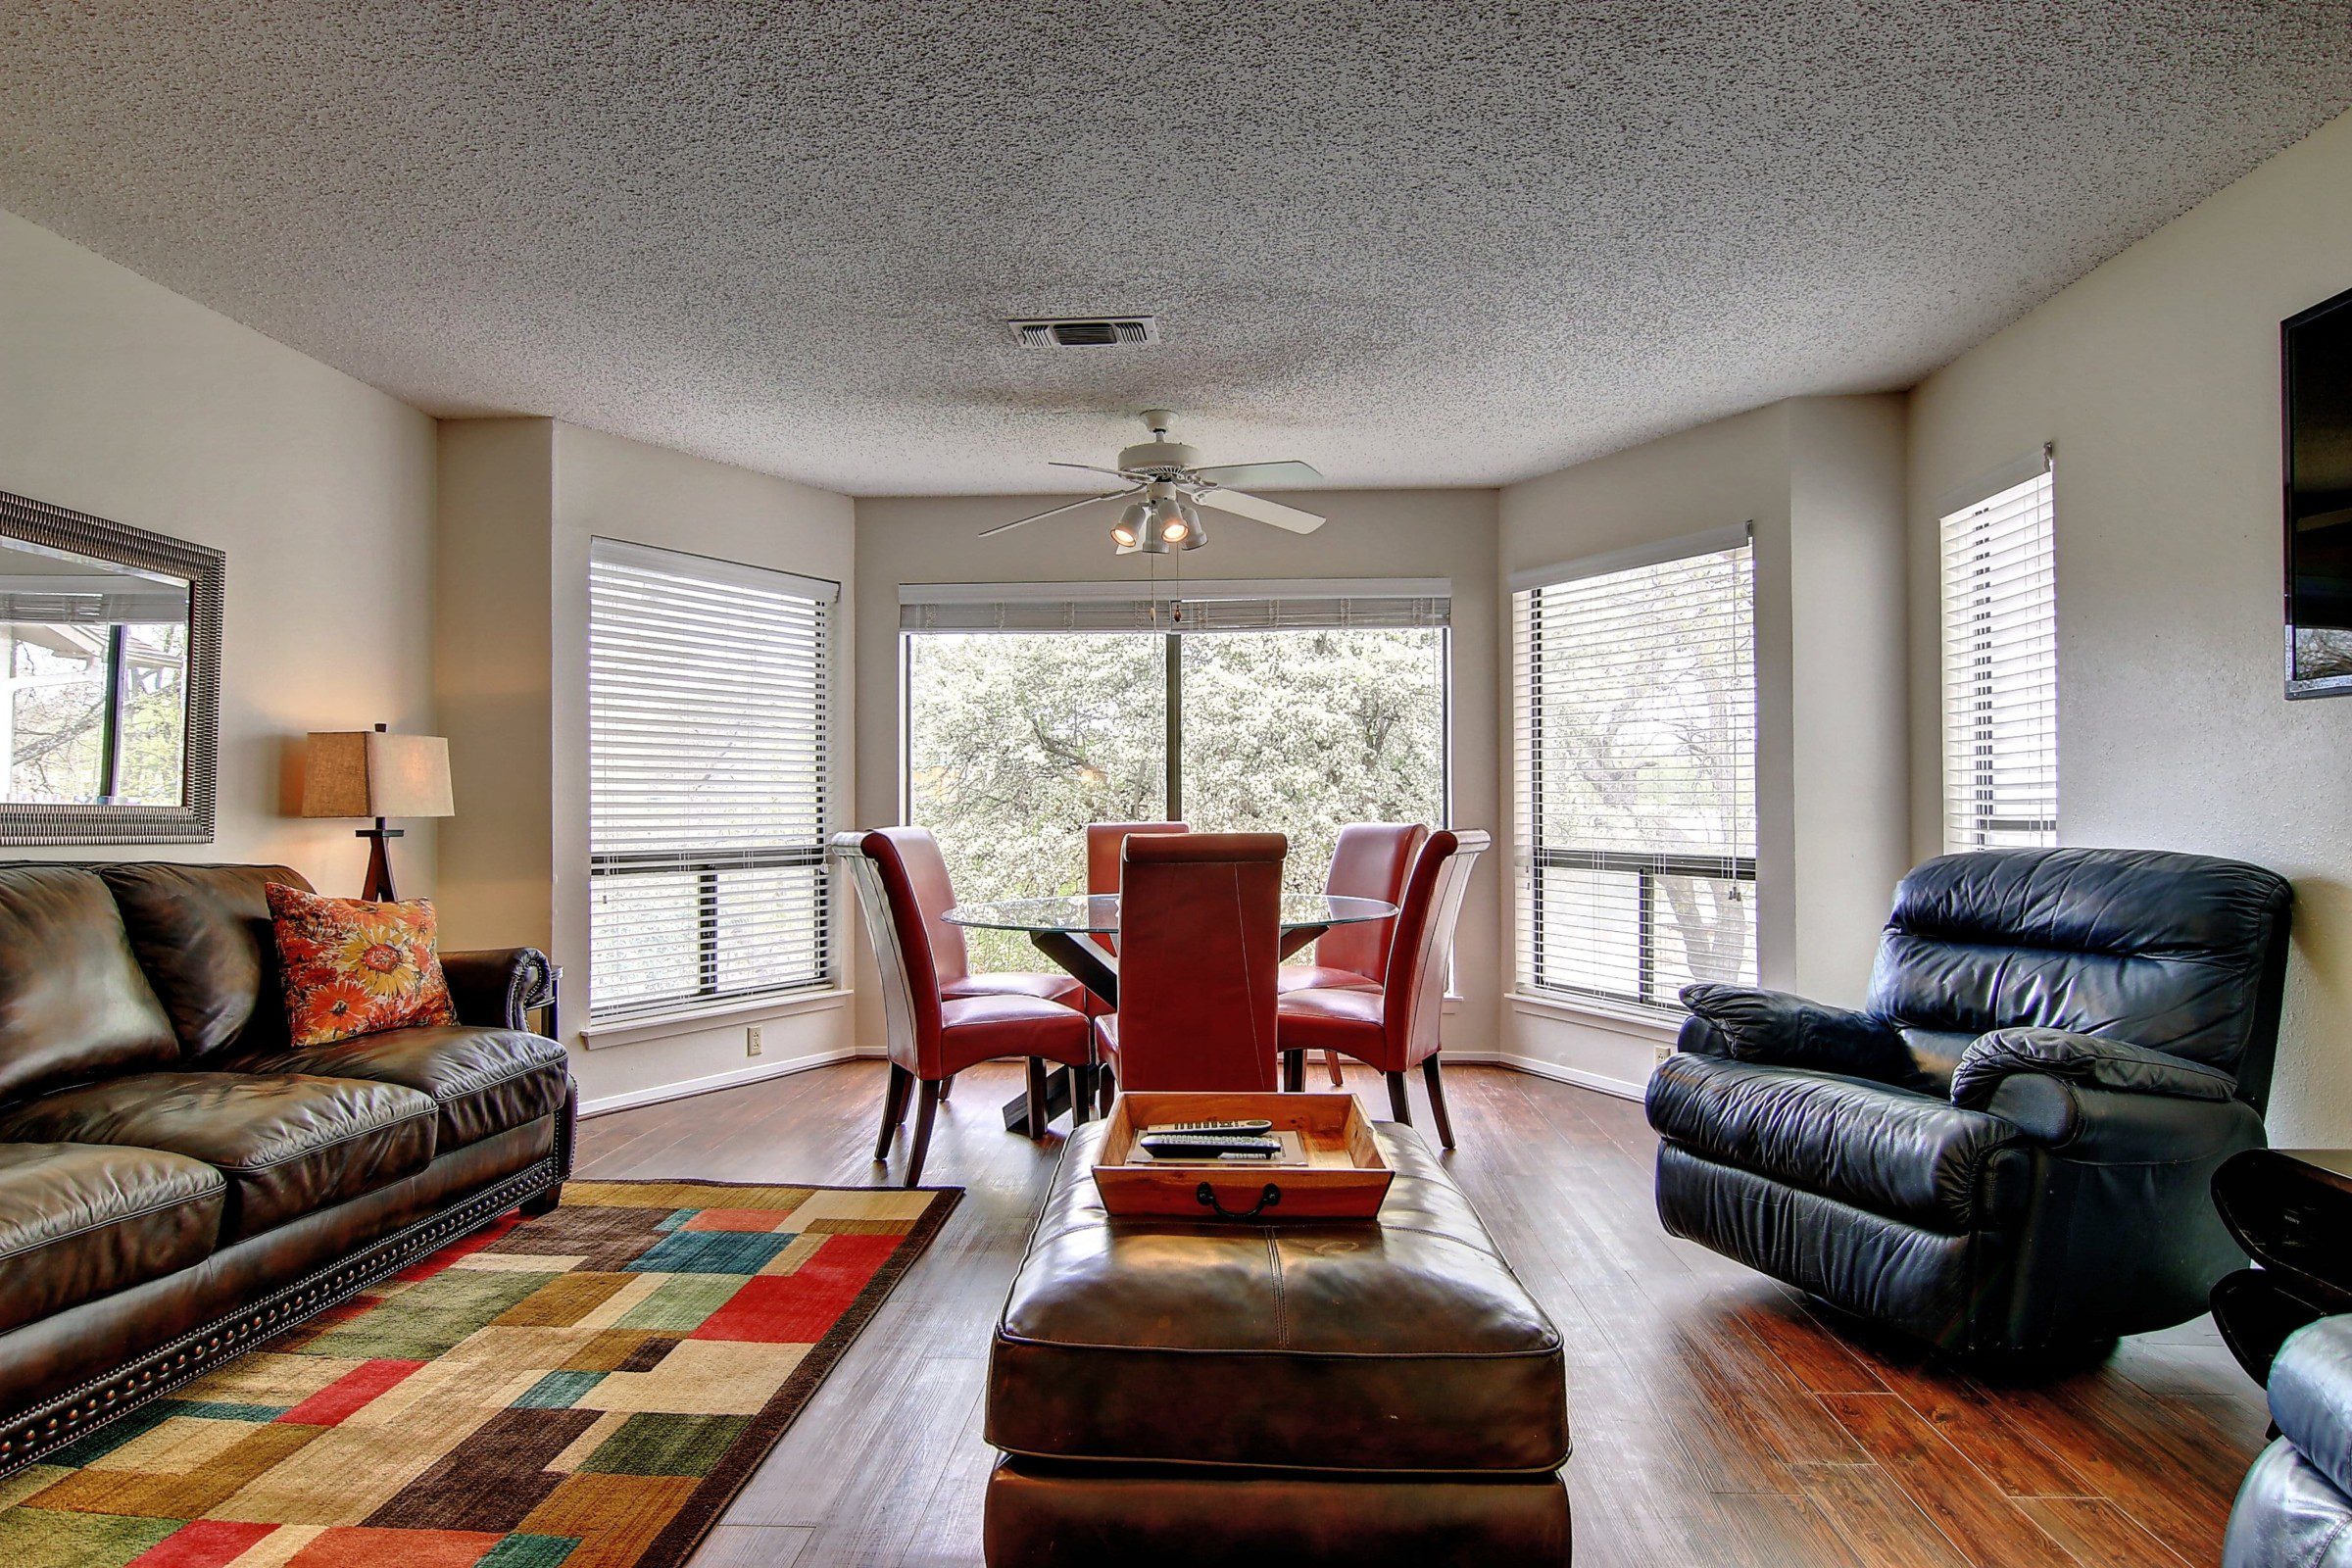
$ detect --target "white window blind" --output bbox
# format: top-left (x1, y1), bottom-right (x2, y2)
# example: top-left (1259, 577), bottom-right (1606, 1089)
top-left (1512, 533), bottom-right (1756, 1013)
top-left (1939, 463), bottom-right (2057, 853)
top-left (899, 578), bottom-right (1449, 634)
top-left (588, 538), bottom-right (837, 1019)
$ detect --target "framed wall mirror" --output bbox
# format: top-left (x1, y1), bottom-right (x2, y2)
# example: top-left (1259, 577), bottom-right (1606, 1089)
top-left (0, 490), bottom-right (223, 844)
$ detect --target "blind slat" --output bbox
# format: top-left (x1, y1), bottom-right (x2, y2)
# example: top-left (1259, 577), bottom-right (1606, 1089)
top-left (1940, 468), bottom-right (2058, 854)
top-left (1512, 538), bottom-right (1758, 1015)
top-left (588, 538), bottom-right (834, 1021)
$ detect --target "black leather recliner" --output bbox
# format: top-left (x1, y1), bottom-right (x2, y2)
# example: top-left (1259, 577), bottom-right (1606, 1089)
top-left (2226, 1315), bottom-right (2352, 1568)
top-left (1645, 847), bottom-right (2292, 1356)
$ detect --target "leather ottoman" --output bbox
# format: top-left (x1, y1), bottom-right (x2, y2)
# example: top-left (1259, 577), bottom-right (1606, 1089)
top-left (984, 1120), bottom-right (1571, 1565)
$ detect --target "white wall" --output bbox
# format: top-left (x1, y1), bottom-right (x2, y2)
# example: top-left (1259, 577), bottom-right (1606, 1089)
top-left (1907, 108), bottom-right (2352, 1145)
top-left (436, 418), bottom-right (858, 1112)
top-left (0, 207), bottom-right (438, 891)
top-left (850, 489), bottom-right (1504, 1063)
top-left (1496, 396), bottom-right (1911, 1093)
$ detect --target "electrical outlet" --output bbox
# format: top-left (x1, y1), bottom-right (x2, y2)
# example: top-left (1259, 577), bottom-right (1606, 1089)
top-left (746, 1026), bottom-right (763, 1058)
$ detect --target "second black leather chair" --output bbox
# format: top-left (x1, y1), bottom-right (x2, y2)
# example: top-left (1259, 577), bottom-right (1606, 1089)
top-left (1645, 846), bottom-right (2291, 1357)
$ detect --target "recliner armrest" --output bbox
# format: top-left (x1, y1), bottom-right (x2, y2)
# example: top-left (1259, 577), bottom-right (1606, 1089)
top-left (1677, 984), bottom-right (1917, 1081)
top-left (1950, 1027), bottom-right (2234, 1111)
top-left (2273, 1317), bottom-right (2352, 1502)
top-left (440, 947), bottom-right (556, 1032)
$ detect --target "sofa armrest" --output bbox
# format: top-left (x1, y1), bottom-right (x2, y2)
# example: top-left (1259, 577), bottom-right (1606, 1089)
top-left (2273, 1317), bottom-right (2352, 1503)
top-left (1950, 1027), bottom-right (2235, 1111)
top-left (441, 947), bottom-right (556, 1032)
top-left (1677, 984), bottom-right (1917, 1081)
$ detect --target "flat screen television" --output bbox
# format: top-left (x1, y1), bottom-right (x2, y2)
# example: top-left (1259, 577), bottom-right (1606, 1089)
top-left (2285, 284), bottom-right (2352, 698)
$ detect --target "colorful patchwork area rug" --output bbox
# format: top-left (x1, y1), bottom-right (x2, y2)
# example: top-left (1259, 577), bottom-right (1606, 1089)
top-left (0, 1179), bottom-right (959, 1568)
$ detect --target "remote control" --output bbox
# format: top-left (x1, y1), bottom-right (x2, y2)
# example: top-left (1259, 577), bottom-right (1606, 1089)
top-left (1139, 1133), bottom-right (1282, 1160)
top-left (1154, 1119), bottom-right (1274, 1137)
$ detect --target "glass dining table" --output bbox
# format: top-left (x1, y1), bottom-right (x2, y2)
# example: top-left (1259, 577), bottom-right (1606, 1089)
top-left (943, 892), bottom-right (1398, 1134)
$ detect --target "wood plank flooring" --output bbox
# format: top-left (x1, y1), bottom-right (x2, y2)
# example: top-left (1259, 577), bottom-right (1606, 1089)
top-left (573, 1060), bottom-right (2266, 1568)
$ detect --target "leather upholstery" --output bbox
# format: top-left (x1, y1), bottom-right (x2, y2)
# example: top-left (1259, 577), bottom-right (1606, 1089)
top-left (1648, 846), bottom-right (2292, 1355)
top-left (0, 1143), bottom-right (224, 1335)
top-left (1870, 848), bottom-right (2291, 1102)
top-left (836, 829), bottom-right (1091, 1081)
top-left (1273, 830), bottom-right (1489, 1075)
top-left (0, 1072), bottom-right (438, 1242)
top-left (0, 866), bottom-right (179, 1102)
top-left (1084, 820), bottom-right (1188, 956)
top-left (0, 1114), bottom-right (555, 1424)
top-left (2226, 1317), bottom-right (2352, 1568)
top-left (984, 1458), bottom-right (1572, 1567)
top-left (944, 971), bottom-right (1087, 1008)
top-left (1095, 831), bottom-right (1284, 1092)
top-left (438, 946), bottom-right (555, 1030)
top-left (989, 1120), bottom-right (1569, 1474)
top-left (233, 1025), bottom-right (569, 1150)
top-left (96, 862), bottom-right (310, 1059)
top-left (1273, 963), bottom-right (1380, 995)
top-left (1300, 822), bottom-right (1426, 985)
top-left (1648, 1055), bottom-right (2021, 1232)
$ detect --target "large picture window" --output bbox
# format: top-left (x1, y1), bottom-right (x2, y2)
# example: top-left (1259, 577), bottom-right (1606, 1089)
top-left (1512, 532), bottom-right (1756, 1013)
top-left (588, 539), bottom-right (836, 1019)
top-left (902, 581), bottom-right (1448, 970)
top-left (1939, 461), bottom-right (2057, 852)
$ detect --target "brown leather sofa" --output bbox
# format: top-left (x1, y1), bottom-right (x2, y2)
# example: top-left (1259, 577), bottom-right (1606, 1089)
top-left (0, 861), bottom-right (571, 1474)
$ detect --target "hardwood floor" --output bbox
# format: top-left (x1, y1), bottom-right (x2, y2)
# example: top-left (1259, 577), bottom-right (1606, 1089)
top-left (573, 1059), bottom-right (2266, 1568)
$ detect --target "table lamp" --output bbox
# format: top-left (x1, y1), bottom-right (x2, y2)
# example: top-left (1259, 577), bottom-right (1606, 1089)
top-left (301, 723), bottom-right (454, 901)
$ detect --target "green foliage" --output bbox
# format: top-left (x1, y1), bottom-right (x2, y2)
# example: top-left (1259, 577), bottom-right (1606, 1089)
top-left (906, 627), bottom-right (1446, 973)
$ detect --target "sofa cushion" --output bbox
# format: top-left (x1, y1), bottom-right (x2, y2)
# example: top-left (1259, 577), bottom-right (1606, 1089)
top-left (235, 1025), bottom-right (567, 1150)
top-left (987, 1120), bottom-right (1568, 1474)
top-left (267, 885), bottom-right (459, 1048)
top-left (0, 1142), bottom-right (224, 1335)
top-left (0, 865), bottom-right (179, 1102)
top-left (0, 1072), bottom-right (436, 1242)
top-left (1646, 1053), bottom-right (2020, 1233)
top-left (98, 862), bottom-right (311, 1060)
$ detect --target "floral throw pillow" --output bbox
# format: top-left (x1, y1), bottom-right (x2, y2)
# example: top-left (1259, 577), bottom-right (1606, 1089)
top-left (267, 883), bottom-right (460, 1048)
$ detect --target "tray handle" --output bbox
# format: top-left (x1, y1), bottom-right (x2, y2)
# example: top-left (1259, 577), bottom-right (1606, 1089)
top-left (1196, 1181), bottom-right (1283, 1221)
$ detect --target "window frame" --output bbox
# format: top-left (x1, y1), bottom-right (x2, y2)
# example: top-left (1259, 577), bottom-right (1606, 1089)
top-left (1511, 527), bottom-right (1758, 1016)
top-left (586, 537), bottom-right (839, 1024)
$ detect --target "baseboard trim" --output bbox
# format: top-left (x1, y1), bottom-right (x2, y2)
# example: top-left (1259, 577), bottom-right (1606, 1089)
top-left (579, 1048), bottom-right (862, 1118)
top-left (1496, 1052), bottom-right (1646, 1102)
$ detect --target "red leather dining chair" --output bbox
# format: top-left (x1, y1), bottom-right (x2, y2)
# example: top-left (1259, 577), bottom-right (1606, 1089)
top-left (1276, 829), bottom-right (1489, 1148)
top-left (1094, 832), bottom-right (1286, 1095)
top-left (1083, 820), bottom-right (1189, 958)
top-left (834, 829), bottom-right (1094, 1186)
top-left (1280, 822), bottom-right (1427, 1087)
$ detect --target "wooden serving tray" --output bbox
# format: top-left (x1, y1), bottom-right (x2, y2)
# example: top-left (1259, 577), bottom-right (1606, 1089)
top-left (1093, 1092), bottom-right (1395, 1221)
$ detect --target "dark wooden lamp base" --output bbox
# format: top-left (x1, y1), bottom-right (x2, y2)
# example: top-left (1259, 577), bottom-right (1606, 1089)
top-left (357, 818), bottom-right (406, 903)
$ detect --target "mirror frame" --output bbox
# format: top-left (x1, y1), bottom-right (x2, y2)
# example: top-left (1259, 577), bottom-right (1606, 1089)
top-left (0, 489), bottom-right (224, 845)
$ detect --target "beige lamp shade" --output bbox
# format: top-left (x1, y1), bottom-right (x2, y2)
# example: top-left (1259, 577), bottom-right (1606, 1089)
top-left (301, 731), bottom-right (455, 819)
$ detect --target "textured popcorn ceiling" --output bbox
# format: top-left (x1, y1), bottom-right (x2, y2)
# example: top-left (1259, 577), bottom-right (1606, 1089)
top-left (4, 2), bottom-right (2350, 495)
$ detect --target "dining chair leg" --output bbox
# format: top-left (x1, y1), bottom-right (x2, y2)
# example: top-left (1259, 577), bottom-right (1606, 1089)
top-left (1281, 1051), bottom-right (1302, 1094)
top-left (1070, 1066), bottom-right (1094, 1127)
top-left (904, 1078), bottom-right (943, 1188)
top-left (874, 1063), bottom-right (911, 1161)
top-left (1385, 1070), bottom-right (1413, 1125)
top-left (1097, 1065), bottom-right (1116, 1114)
top-left (1421, 1056), bottom-right (1456, 1150)
top-left (1324, 1050), bottom-right (1345, 1088)
top-left (939, 1074), bottom-right (956, 1102)
top-left (1024, 1058), bottom-right (1049, 1142)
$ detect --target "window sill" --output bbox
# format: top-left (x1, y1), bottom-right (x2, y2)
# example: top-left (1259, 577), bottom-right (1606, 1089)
top-left (580, 988), bottom-right (852, 1051)
top-left (1507, 990), bottom-right (1681, 1041)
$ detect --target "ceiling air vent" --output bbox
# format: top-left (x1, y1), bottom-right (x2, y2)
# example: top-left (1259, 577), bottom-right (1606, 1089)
top-left (1010, 316), bottom-right (1160, 348)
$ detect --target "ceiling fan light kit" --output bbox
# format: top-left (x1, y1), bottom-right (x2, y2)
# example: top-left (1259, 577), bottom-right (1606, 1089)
top-left (983, 410), bottom-right (1324, 555)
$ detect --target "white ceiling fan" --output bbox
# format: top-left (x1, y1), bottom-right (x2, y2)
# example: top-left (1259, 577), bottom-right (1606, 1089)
top-left (981, 410), bottom-right (1325, 554)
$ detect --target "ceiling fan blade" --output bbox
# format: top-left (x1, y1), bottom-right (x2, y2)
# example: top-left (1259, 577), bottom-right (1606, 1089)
top-left (978, 489), bottom-right (1134, 538)
top-left (1049, 461), bottom-right (1138, 479)
top-left (1194, 486), bottom-right (1325, 534)
top-left (1188, 460), bottom-right (1324, 489)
